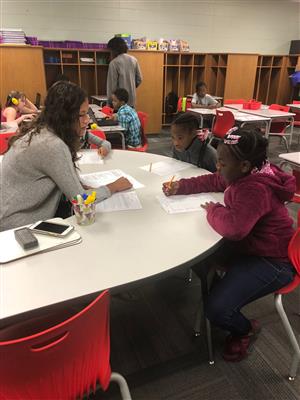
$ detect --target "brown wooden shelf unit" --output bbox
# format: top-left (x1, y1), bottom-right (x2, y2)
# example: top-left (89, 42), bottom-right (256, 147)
top-left (42, 48), bottom-right (300, 131)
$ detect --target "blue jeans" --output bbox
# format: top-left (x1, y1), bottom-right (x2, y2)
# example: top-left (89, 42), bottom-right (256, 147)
top-left (205, 256), bottom-right (295, 337)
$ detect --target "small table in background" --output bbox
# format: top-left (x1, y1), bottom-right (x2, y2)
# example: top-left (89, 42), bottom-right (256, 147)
top-left (225, 104), bottom-right (295, 143)
top-left (90, 95), bottom-right (108, 107)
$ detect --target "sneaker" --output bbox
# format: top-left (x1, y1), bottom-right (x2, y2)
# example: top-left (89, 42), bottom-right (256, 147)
top-left (222, 320), bottom-right (260, 362)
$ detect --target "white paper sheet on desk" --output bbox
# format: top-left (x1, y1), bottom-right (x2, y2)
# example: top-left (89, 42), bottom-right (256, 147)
top-left (77, 151), bottom-right (104, 165)
top-left (96, 191), bottom-right (142, 212)
top-left (140, 160), bottom-right (190, 176)
top-left (156, 193), bottom-right (217, 214)
top-left (80, 169), bottom-right (144, 189)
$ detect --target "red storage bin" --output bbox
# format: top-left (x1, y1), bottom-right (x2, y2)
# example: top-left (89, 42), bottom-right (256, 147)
top-left (243, 100), bottom-right (261, 110)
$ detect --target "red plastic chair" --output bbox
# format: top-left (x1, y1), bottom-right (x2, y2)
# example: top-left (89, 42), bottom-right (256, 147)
top-left (89, 129), bottom-right (107, 149)
top-left (291, 169), bottom-right (300, 204)
top-left (269, 104), bottom-right (290, 113)
top-left (0, 290), bottom-right (132, 400)
top-left (211, 109), bottom-right (235, 139)
top-left (290, 101), bottom-right (300, 144)
top-left (292, 101), bottom-right (300, 127)
top-left (268, 104), bottom-right (292, 152)
top-left (101, 106), bottom-right (114, 117)
top-left (0, 132), bottom-right (16, 154)
top-left (274, 228), bottom-right (300, 380)
top-left (127, 111), bottom-right (149, 152)
top-left (224, 99), bottom-right (245, 105)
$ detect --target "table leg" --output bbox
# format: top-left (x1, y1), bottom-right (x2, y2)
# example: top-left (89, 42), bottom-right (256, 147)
top-left (119, 131), bottom-right (126, 149)
top-left (289, 117), bottom-right (294, 147)
top-left (193, 261), bottom-right (215, 364)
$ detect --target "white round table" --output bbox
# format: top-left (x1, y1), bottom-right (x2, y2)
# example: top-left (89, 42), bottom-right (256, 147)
top-left (0, 150), bottom-right (223, 321)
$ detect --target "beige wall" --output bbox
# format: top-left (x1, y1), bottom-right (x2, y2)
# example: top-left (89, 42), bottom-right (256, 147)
top-left (2, 0), bottom-right (300, 54)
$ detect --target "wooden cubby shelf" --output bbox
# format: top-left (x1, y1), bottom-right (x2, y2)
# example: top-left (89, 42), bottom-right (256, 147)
top-left (42, 47), bottom-right (300, 130)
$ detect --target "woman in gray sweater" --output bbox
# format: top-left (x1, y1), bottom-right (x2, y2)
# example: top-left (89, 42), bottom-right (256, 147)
top-left (0, 81), bottom-right (131, 231)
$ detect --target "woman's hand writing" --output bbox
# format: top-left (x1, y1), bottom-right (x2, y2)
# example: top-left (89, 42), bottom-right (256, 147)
top-left (98, 146), bottom-right (109, 157)
top-left (107, 177), bottom-right (132, 194)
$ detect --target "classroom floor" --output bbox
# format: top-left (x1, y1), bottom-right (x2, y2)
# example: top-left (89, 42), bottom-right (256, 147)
top-left (95, 130), bottom-right (300, 400)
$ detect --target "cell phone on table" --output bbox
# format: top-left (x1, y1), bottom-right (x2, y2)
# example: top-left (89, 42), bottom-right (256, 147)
top-left (29, 221), bottom-right (74, 237)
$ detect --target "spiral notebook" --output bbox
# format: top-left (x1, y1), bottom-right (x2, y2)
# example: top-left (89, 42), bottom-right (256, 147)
top-left (0, 218), bottom-right (82, 264)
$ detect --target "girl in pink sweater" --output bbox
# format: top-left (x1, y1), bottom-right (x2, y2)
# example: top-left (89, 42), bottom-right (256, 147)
top-left (163, 128), bottom-right (296, 362)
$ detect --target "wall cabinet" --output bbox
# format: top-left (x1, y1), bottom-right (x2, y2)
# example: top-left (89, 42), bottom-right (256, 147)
top-left (0, 45), bottom-right (46, 107)
top-left (5, 46), bottom-right (295, 132)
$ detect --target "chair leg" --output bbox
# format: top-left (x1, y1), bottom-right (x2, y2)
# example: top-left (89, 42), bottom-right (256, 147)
top-left (195, 263), bottom-right (215, 365)
top-left (110, 372), bottom-right (132, 400)
top-left (274, 294), bottom-right (300, 380)
top-left (205, 317), bottom-right (215, 365)
top-left (194, 307), bottom-right (202, 336)
top-left (281, 136), bottom-right (290, 153)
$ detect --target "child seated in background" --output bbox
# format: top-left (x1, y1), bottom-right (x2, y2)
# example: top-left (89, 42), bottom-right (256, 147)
top-left (171, 112), bottom-right (217, 172)
top-left (163, 127), bottom-right (296, 362)
top-left (1, 91), bottom-right (37, 124)
top-left (111, 88), bottom-right (141, 148)
top-left (191, 82), bottom-right (220, 109)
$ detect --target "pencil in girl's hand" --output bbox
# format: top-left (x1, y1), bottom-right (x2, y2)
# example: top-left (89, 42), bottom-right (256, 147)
top-left (168, 175), bottom-right (175, 189)
top-left (149, 162), bottom-right (152, 172)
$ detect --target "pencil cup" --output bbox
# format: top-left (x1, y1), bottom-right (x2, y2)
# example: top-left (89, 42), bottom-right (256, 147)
top-left (73, 202), bottom-right (96, 226)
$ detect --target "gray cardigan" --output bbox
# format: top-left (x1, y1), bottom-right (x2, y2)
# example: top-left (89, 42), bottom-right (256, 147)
top-left (80, 131), bottom-right (112, 151)
top-left (107, 53), bottom-right (142, 107)
top-left (0, 128), bottom-right (111, 231)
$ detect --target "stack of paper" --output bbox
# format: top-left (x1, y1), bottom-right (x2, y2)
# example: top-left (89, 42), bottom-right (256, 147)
top-left (80, 170), bottom-right (144, 189)
top-left (96, 191), bottom-right (142, 212)
top-left (156, 193), bottom-right (217, 214)
top-left (140, 160), bottom-right (190, 176)
top-left (0, 28), bottom-right (26, 44)
top-left (80, 170), bottom-right (144, 212)
top-left (77, 151), bottom-right (104, 165)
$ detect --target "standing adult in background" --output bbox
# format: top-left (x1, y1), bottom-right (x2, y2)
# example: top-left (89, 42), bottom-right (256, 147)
top-left (106, 37), bottom-right (142, 108)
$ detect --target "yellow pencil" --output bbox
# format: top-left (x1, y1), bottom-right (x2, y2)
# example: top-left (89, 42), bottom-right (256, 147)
top-left (168, 175), bottom-right (175, 189)
top-left (149, 162), bottom-right (152, 172)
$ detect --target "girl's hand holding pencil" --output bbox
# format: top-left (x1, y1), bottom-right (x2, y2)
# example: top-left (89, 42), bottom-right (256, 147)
top-left (162, 176), bottom-right (180, 196)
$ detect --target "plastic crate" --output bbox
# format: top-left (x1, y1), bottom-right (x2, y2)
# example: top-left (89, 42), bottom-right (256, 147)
top-left (243, 100), bottom-right (261, 110)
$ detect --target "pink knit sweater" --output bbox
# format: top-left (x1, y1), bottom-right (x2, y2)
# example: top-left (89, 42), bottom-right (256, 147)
top-left (177, 164), bottom-right (296, 260)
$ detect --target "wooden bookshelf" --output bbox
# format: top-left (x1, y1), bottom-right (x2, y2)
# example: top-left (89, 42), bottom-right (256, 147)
top-left (3, 46), bottom-right (297, 132)
top-left (162, 52), bottom-right (210, 125)
top-left (253, 55), bottom-right (300, 105)
top-left (43, 48), bottom-right (110, 97)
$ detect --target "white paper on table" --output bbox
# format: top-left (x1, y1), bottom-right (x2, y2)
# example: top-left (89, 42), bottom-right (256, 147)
top-left (96, 191), bottom-right (142, 212)
top-left (80, 169), bottom-right (144, 189)
top-left (0, 155), bottom-right (3, 164)
top-left (156, 193), bottom-right (217, 214)
top-left (140, 160), bottom-right (190, 176)
top-left (77, 151), bottom-right (104, 165)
